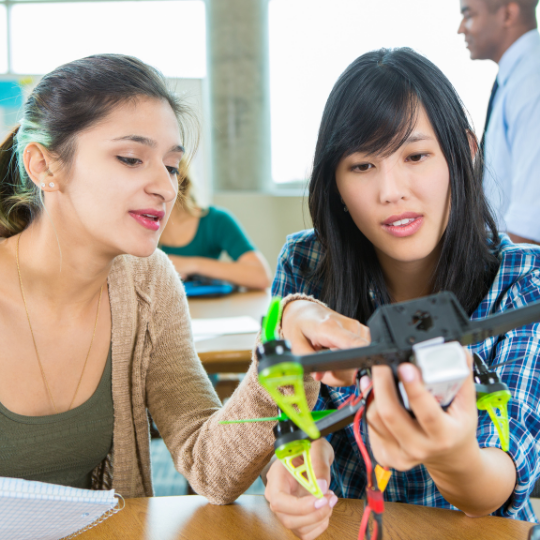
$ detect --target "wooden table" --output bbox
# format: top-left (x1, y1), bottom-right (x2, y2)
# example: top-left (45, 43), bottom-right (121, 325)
top-left (78, 495), bottom-right (534, 540)
top-left (189, 290), bottom-right (271, 373)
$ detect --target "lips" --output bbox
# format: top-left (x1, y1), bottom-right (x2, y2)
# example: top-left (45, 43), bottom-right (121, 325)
top-left (382, 212), bottom-right (424, 238)
top-left (129, 209), bottom-right (165, 232)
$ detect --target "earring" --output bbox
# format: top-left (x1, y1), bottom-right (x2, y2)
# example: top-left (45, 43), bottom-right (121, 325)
top-left (49, 182), bottom-right (55, 188)
top-left (340, 196), bottom-right (349, 213)
top-left (343, 205), bottom-right (349, 213)
top-left (40, 183), bottom-right (45, 188)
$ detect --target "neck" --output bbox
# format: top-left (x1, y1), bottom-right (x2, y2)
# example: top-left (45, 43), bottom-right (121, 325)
top-left (494, 26), bottom-right (535, 64)
top-left (376, 245), bottom-right (441, 304)
top-left (17, 217), bottom-right (113, 309)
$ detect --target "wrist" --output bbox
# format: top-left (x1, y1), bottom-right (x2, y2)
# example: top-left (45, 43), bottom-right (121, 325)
top-left (425, 437), bottom-right (482, 480)
top-left (280, 298), bottom-right (316, 339)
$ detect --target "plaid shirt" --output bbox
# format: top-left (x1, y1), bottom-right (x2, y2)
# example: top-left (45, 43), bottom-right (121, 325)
top-left (272, 230), bottom-right (540, 522)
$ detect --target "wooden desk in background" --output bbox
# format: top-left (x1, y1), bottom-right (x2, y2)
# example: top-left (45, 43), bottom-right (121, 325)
top-left (78, 495), bottom-right (534, 540)
top-left (189, 290), bottom-right (271, 374)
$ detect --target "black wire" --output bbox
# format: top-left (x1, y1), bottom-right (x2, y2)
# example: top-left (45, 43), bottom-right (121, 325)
top-left (490, 354), bottom-right (527, 370)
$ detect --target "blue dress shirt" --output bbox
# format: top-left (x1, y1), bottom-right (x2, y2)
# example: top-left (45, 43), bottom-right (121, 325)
top-left (483, 30), bottom-right (540, 242)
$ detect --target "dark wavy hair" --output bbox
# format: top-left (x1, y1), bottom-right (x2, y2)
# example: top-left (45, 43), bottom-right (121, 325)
top-left (308, 48), bottom-right (500, 322)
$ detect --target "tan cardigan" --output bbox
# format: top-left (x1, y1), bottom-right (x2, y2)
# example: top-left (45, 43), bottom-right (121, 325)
top-left (95, 249), bottom-right (319, 504)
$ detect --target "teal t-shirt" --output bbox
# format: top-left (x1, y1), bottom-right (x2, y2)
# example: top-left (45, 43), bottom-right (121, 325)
top-left (161, 206), bottom-right (255, 261)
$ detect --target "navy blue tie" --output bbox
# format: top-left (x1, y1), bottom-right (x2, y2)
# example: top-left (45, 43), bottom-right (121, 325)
top-left (481, 78), bottom-right (499, 151)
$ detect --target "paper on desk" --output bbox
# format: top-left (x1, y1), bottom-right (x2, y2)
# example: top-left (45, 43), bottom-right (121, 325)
top-left (191, 316), bottom-right (260, 338)
top-left (0, 476), bottom-right (119, 540)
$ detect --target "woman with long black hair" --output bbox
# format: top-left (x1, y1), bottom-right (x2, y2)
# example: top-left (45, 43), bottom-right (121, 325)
top-left (264, 48), bottom-right (540, 539)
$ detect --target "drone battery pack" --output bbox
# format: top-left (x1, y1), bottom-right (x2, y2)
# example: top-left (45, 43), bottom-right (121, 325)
top-left (400, 339), bottom-right (470, 409)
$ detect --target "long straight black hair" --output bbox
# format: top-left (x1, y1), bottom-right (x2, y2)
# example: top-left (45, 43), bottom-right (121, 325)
top-left (309, 48), bottom-right (500, 323)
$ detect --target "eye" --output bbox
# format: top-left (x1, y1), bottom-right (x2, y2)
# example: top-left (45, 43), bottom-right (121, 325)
top-left (351, 163), bottom-right (374, 172)
top-left (166, 166), bottom-right (180, 176)
top-left (117, 156), bottom-right (142, 167)
top-left (406, 153), bottom-right (428, 163)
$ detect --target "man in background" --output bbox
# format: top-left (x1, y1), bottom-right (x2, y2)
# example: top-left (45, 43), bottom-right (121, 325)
top-left (459, 0), bottom-right (540, 244)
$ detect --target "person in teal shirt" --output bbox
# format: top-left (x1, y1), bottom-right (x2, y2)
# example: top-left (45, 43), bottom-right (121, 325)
top-left (160, 174), bottom-right (271, 289)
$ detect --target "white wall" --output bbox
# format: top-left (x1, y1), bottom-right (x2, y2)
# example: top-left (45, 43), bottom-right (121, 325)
top-left (212, 193), bottom-right (312, 274)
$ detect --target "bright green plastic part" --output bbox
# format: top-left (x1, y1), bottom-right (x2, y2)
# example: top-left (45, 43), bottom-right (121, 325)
top-left (262, 297), bottom-right (283, 343)
top-left (219, 410), bottom-right (335, 425)
top-left (477, 390), bottom-right (511, 452)
top-left (259, 362), bottom-right (320, 440)
top-left (276, 439), bottom-right (324, 498)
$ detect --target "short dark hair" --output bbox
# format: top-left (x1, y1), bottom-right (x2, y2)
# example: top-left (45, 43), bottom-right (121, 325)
top-left (308, 48), bottom-right (500, 322)
top-left (486, 0), bottom-right (538, 25)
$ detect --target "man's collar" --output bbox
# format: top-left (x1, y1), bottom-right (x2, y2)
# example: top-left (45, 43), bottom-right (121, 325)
top-left (498, 29), bottom-right (540, 86)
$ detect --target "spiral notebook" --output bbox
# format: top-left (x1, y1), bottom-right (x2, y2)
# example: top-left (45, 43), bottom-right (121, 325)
top-left (0, 477), bottom-right (123, 540)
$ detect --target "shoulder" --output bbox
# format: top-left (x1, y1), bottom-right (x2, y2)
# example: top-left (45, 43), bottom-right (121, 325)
top-left (475, 234), bottom-right (540, 316)
top-left (272, 229), bottom-right (323, 297)
top-left (505, 48), bottom-right (540, 109)
top-left (203, 206), bottom-right (237, 223)
top-left (280, 229), bottom-right (322, 267)
top-left (109, 248), bottom-right (183, 310)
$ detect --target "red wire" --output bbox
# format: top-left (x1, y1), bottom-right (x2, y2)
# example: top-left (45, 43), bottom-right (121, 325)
top-left (372, 520), bottom-right (379, 540)
top-left (353, 406), bottom-right (372, 488)
top-left (352, 383), bottom-right (382, 540)
top-left (358, 505), bottom-right (371, 540)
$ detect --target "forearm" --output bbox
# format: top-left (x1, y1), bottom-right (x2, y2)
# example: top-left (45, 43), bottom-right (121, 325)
top-left (507, 232), bottom-right (540, 246)
top-left (192, 256), bottom-right (270, 289)
top-left (427, 445), bottom-right (516, 517)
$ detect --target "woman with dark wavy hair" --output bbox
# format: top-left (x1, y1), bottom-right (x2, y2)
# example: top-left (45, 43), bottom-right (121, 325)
top-left (264, 48), bottom-right (540, 538)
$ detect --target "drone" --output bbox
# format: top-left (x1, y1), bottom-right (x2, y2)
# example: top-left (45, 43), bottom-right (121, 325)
top-left (222, 291), bottom-right (540, 539)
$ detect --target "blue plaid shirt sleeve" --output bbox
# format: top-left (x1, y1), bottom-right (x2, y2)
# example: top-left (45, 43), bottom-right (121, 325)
top-left (271, 230), bottom-right (323, 299)
top-left (271, 238), bottom-right (298, 298)
top-left (471, 266), bottom-right (540, 519)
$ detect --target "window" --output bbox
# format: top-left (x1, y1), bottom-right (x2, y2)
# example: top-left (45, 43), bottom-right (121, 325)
top-left (269, 0), bottom-right (502, 184)
top-left (4, 1), bottom-right (205, 78)
top-left (0, 6), bottom-right (6, 73)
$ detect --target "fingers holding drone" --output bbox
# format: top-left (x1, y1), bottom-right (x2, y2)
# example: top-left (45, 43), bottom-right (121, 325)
top-left (281, 299), bottom-right (370, 387)
top-left (281, 299), bottom-right (371, 354)
top-left (265, 438), bottom-right (336, 540)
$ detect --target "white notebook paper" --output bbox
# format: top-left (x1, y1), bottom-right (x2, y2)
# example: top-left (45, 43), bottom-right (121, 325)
top-left (191, 316), bottom-right (260, 339)
top-left (0, 477), bottom-right (122, 540)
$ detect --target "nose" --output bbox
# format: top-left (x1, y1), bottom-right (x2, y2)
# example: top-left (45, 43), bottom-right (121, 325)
top-left (457, 17), bottom-right (465, 35)
top-left (147, 163), bottom-right (178, 203)
top-left (378, 163), bottom-right (408, 205)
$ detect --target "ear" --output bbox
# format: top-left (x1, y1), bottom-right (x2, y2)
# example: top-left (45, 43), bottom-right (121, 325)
top-left (23, 143), bottom-right (61, 193)
top-left (503, 2), bottom-right (521, 27)
top-left (466, 130), bottom-right (479, 161)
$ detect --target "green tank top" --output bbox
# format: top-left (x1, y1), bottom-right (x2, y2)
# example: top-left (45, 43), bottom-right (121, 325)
top-left (0, 347), bottom-right (113, 489)
top-left (160, 206), bottom-right (255, 261)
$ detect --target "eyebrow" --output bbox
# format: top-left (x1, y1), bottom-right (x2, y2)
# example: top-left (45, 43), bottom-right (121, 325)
top-left (112, 135), bottom-right (184, 154)
top-left (405, 133), bottom-right (435, 144)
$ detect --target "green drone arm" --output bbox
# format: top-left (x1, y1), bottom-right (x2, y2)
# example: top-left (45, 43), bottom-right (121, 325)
top-left (259, 297), bottom-right (321, 439)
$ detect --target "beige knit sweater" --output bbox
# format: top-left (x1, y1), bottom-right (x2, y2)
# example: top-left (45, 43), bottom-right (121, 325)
top-left (95, 249), bottom-right (319, 504)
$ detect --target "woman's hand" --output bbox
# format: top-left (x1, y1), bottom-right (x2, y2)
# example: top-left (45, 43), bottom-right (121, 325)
top-left (169, 251), bottom-right (271, 289)
top-left (361, 349), bottom-right (478, 472)
top-left (265, 438), bottom-right (337, 540)
top-left (281, 300), bottom-right (370, 386)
